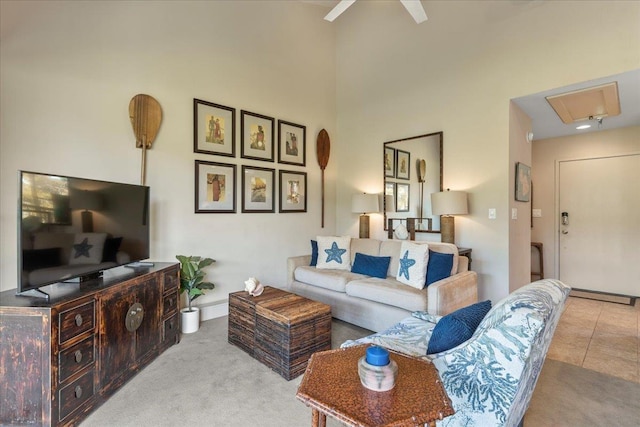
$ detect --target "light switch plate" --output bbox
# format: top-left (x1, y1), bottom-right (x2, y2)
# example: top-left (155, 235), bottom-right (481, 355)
top-left (489, 208), bottom-right (496, 219)
top-left (512, 208), bottom-right (518, 220)
top-left (532, 209), bottom-right (542, 218)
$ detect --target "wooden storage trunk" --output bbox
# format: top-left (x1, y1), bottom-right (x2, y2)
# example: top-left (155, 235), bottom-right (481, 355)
top-left (255, 294), bottom-right (331, 380)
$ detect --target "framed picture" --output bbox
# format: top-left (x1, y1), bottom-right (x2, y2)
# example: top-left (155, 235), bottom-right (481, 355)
top-left (277, 120), bottom-right (306, 166)
top-left (384, 147), bottom-right (396, 178)
top-left (384, 182), bottom-right (395, 212)
top-left (396, 183), bottom-right (410, 212)
top-left (241, 166), bottom-right (275, 213)
top-left (241, 110), bottom-right (275, 162)
top-left (195, 160), bottom-right (236, 213)
top-left (515, 162), bottom-right (531, 202)
top-left (193, 99), bottom-right (235, 157)
top-left (279, 170), bottom-right (307, 213)
top-left (396, 149), bottom-right (410, 180)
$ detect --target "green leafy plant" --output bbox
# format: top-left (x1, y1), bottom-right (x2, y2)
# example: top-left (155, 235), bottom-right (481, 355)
top-left (176, 255), bottom-right (215, 312)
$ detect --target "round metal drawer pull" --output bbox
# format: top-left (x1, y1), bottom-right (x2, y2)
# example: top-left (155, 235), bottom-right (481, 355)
top-left (74, 386), bottom-right (83, 399)
top-left (125, 302), bottom-right (145, 332)
top-left (74, 350), bottom-right (83, 363)
top-left (75, 314), bottom-right (83, 327)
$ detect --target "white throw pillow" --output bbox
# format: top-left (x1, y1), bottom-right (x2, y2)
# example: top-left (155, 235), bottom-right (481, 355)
top-left (316, 236), bottom-right (352, 270)
top-left (69, 233), bottom-right (107, 265)
top-left (396, 241), bottom-right (429, 289)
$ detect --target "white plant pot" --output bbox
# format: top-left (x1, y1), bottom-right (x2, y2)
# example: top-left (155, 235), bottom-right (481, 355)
top-left (180, 307), bottom-right (200, 334)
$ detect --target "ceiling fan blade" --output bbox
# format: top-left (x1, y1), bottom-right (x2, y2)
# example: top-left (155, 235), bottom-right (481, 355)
top-left (324, 0), bottom-right (357, 22)
top-left (400, 0), bottom-right (428, 24)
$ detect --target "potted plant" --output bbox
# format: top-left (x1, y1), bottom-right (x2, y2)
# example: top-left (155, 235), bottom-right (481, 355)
top-left (176, 255), bottom-right (215, 333)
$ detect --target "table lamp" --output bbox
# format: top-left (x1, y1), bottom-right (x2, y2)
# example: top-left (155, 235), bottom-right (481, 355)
top-left (71, 190), bottom-right (103, 232)
top-left (431, 189), bottom-right (468, 244)
top-left (352, 193), bottom-right (380, 238)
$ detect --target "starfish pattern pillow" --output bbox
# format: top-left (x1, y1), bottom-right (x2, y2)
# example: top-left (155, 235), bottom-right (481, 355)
top-left (69, 233), bottom-right (107, 265)
top-left (396, 241), bottom-right (429, 289)
top-left (316, 236), bottom-right (351, 271)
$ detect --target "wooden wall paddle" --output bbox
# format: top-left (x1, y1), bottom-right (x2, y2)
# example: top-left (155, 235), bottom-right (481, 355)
top-left (129, 94), bottom-right (162, 186)
top-left (317, 129), bottom-right (330, 228)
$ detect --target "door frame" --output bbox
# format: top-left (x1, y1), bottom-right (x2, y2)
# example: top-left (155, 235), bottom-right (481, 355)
top-left (554, 152), bottom-right (640, 288)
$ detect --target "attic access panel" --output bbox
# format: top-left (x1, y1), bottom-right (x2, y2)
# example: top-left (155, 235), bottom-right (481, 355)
top-left (546, 82), bottom-right (621, 124)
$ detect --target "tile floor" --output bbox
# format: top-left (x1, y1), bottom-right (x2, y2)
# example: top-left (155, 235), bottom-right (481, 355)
top-left (547, 296), bottom-right (640, 383)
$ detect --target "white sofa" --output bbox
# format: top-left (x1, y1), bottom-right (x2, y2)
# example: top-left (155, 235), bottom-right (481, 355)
top-left (287, 238), bottom-right (478, 332)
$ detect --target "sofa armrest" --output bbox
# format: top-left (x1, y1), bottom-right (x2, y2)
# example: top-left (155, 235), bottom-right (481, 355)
top-left (427, 271), bottom-right (478, 316)
top-left (287, 255), bottom-right (311, 290)
top-left (457, 255), bottom-right (469, 273)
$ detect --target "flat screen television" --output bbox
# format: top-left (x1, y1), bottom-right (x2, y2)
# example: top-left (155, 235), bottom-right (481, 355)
top-left (18, 170), bottom-right (150, 296)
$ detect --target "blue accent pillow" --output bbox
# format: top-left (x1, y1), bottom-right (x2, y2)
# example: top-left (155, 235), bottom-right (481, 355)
top-left (310, 240), bottom-right (318, 266)
top-left (351, 253), bottom-right (391, 279)
top-left (426, 300), bottom-right (492, 355)
top-left (426, 250), bottom-right (454, 286)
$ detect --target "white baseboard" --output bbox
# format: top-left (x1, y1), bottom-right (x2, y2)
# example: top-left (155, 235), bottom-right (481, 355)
top-left (198, 299), bottom-right (229, 321)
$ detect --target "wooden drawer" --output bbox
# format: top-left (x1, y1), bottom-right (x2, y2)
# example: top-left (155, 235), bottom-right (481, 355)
top-left (59, 300), bottom-right (95, 345)
top-left (58, 369), bottom-right (95, 421)
top-left (59, 335), bottom-right (95, 383)
top-left (163, 268), bottom-right (179, 294)
top-left (163, 290), bottom-right (178, 318)
top-left (163, 313), bottom-right (179, 344)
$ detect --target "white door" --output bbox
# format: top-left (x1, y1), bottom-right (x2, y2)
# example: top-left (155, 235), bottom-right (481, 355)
top-left (558, 154), bottom-right (640, 296)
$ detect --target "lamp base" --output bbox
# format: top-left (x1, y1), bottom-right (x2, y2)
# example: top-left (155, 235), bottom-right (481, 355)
top-left (440, 216), bottom-right (455, 244)
top-left (359, 214), bottom-right (370, 239)
top-left (81, 210), bottom-right (94, 233)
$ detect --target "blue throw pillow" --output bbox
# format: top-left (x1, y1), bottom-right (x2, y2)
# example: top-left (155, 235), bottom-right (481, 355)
top-left (351, 253), bottom-right (391, 279)
top-left (426, 300), bottom-right (492, 355)
top-left (310, 240), bottom-right (318, 266)
top-left (426, 250), bottom-right (454, 286)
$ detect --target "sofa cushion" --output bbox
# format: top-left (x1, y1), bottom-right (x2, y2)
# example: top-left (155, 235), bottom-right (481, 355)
top-left (426, 250), bottom-right (453, 286)
top-left (379, 240), bottom-right (403, 277)
top-left (294, 265), bottom-right (364, 293)
top-left (22, 247), bottom-right (61, 271)
top-left (69, 233), bottom-right (107, 265)
top-left (310, 240), bottom-right (318, 266)
top-left (351, 253), bottom-right (391, 279)
top-left (33, 232), bottom-right (74, 264)
top-left (426, 300), bottom-right (492, 354)
top-left (316, 236), bottom-right (351, 270)
top-left (346, 278), bottom-right (428, 312)
top-left (350, 238), bottom-right (381, 264)
top-left (426, 242), bottom-right (459, 276)
top-left (395, 241), bottom-right (429, 289)
top-left (102, 237), bottom-right (123, 263)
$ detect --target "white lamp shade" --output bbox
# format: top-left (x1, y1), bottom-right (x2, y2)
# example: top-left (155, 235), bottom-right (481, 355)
top-left (352, 193), bottom-right (379, 214)
top-left (384, 194), bottom-right (396, 213)
top-left (431, 191), bottom-right (468, 216)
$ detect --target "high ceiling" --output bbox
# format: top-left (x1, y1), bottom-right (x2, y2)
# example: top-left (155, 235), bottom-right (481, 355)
top-left (304, 1), bottom-right (640, 141)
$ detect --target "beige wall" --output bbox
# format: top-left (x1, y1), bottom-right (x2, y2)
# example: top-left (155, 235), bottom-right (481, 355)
top-left (0, 1), bottom-right (337, 299)
top-left (531, 126), bottom-right (640, 279)
top-left (2, 1), bottom-right (639, 305)
top-left (333, 0), bottom-right (640, 302)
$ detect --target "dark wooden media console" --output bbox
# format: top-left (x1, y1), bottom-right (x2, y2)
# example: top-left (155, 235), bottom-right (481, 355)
top-left (0, 263), bottom-right (180, 426)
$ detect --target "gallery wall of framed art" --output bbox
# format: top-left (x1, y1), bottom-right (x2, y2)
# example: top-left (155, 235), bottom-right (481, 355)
top-left (192, 98), bottom-right (308, 215)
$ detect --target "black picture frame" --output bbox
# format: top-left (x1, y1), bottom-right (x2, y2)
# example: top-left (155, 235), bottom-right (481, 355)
top-left (241, 110), bottom-right (275, 162)
top-left (384, 147), bottom-right (396, 178)
top-left (193, 99), bottom-right (235, 157)
top-left (241, 165), bottom-right (275, 213)
top-left (277, 120), bottom-right (306, 166)
top-left (195, 160), bottom-right (236, 213)
top-left (279, 170), bottom-right (307, 213)
top-left (396, 149), bottom-right (410, 180)
top-left (515, 162), bottom-right (531, 202)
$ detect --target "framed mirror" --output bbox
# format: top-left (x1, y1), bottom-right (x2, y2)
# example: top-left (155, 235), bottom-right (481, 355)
top-left (383, 131), bottom-right (443, 233)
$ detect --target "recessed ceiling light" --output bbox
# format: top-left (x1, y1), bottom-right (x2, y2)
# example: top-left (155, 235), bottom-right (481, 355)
top-left (576, 124), bottom-right (591, 130)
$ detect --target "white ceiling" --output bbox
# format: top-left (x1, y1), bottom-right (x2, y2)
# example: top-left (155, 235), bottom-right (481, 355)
top-left (513, 69), bottom-right (640, 141)
top-left (304, 1), bottom-right (640, 141)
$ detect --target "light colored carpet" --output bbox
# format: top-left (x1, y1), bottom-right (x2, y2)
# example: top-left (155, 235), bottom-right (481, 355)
top-left (82, 316), bottom-right (640, 426)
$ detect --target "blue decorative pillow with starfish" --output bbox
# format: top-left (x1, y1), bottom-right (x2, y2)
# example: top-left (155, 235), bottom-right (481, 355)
top-left (395, 241), bottom-right (429, 289)
top-left (315, 236), bottom-right (352, 271)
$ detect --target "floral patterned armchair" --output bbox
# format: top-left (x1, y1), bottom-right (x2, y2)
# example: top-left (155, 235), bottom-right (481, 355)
top-left (342, 279), bottom-right (571, 427)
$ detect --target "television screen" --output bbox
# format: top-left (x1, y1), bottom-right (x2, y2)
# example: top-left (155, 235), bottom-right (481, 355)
top-left (18, 171), bottom-right (150, 294)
